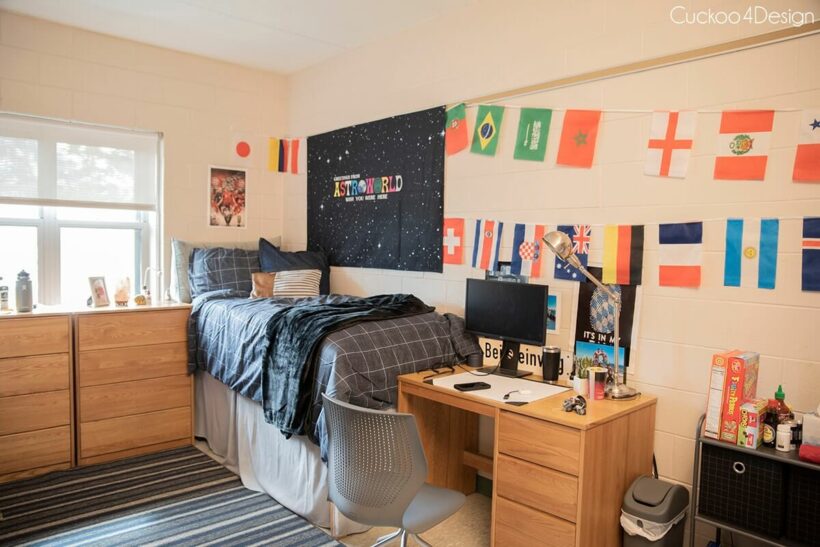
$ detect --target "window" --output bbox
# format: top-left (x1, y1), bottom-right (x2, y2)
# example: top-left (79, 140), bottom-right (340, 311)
top-left (0, 114), bottom-right (161, 307)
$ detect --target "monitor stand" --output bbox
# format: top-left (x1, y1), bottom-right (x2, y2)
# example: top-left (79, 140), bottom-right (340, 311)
top-left (477, 340), bottom-right (532, 378)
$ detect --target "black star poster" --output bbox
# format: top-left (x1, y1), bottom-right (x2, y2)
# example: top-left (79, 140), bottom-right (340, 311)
top-left (307, 106), bottom-right (445, 272)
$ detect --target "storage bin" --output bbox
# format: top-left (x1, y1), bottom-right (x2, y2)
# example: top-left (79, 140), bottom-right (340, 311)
top-left (785, 464), bottom-right (820, 544)
top-left (698, 443), bottom-right (785, 538)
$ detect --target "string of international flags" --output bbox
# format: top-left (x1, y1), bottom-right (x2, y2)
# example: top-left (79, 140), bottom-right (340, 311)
top-left (441, 217), bottom-right (820, 292)
top-left (445, 104), bottom-right (820, 182)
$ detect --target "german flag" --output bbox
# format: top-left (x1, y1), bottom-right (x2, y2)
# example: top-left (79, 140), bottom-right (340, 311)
top-left (602, 225), bottom-right (644, 285)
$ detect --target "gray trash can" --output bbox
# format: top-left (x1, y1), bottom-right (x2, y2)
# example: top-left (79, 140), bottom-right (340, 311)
top-left (621, 475), bottom-right (689, 546)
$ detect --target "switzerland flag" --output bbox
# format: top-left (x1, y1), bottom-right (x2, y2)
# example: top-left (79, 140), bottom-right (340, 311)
top-left (556, 110), bottom-right (602, 168)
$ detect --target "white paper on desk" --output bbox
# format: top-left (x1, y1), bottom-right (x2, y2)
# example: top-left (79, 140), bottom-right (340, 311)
top-left (432, 372), bottom-right (569, 403)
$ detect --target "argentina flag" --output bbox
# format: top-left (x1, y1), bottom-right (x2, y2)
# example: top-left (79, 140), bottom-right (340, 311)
top-left (724, 218), bottom-right (779, 289)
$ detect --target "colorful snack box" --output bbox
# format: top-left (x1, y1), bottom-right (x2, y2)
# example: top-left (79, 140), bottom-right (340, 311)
top-left (704, 350), bottom-right (741, 440)
top-left (738, 398), bottom-right (767, 448)
top-left (719, 351), bottom-right (760, 443)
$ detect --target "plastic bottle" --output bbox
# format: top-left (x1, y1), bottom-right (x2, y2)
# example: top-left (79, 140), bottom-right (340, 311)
top-left (771, 385), bottom-right (794, 424)
top-left (762, 401), bottom-right (778, 448)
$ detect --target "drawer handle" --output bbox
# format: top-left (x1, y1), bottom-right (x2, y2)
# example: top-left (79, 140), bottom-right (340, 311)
top-left (732, 461), bottom-right (746, 475)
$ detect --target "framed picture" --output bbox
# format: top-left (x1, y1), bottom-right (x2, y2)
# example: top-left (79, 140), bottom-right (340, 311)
top-left (547, 293), bottom-right (560, 334)
top-left (88, 276), bottom-right (110, 307)
top-left (209, 166), bottom-right (247, 228)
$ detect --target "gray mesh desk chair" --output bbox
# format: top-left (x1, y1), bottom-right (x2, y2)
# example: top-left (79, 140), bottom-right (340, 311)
top-left (322, 394), bottom-right (466, 547)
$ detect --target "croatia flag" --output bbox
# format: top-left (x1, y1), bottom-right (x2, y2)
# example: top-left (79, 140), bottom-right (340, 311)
top-left (472, 219), bottom-right (503, 271)
top-left (793, 109), bottom-right (820, 182)
top-left (659, 222), bottom-right (703, 287)
top-left (714, 110), bottom-right (774, 180)
top-left (511, 223), bottom-right (547, 277)
top-left (724, 218), bottom-right (779, 289)
top-left (645, 111), bottom-right (695, 178)
top-left (554, 224), bottom-right (591, 281)
top-left (442, 218), bottom-right (465, 265)
top-left (803, 217), bottom-right (820, 292)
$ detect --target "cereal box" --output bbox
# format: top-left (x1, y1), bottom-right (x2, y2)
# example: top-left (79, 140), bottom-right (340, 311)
top-left (719, 351), bottom-right (760, 443)
top-left (704, 350), bottom-right (741, 440)
top-left (738, 398), bottom-right (767, 448)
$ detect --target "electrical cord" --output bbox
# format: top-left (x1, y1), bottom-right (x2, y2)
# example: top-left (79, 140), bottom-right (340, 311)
top-left (457, 363), bottom-right (500, 376)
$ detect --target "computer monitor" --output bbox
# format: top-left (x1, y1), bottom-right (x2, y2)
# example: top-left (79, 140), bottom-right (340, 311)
top-left (464, 278), bottom-right (548, 377)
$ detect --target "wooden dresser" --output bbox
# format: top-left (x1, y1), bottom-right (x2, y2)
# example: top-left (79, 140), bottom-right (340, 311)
top-left (75, 305), bottom-right (192, 465)
top-left (399, 371), bottom-right (656, 547)
top-left (0, 313), bottom-right (73, 483)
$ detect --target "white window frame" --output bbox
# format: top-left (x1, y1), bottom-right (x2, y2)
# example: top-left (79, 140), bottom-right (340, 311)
top-left (0, 114), bottom-right (162, 305)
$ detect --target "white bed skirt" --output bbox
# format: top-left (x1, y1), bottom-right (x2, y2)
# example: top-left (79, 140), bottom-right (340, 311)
top-left (193, 371), bottom-right (368, 537)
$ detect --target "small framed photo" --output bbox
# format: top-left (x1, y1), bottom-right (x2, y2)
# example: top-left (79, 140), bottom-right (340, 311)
top-left (88, 276), bottom-right (110, 307)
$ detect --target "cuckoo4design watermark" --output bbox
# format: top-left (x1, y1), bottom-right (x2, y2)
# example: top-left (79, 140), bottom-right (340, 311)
top-left (670, 5), bottom-right (815, 27)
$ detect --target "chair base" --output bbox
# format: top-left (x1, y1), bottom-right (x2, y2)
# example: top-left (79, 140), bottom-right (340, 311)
top-left (372, 528), bottom-right (432, 547)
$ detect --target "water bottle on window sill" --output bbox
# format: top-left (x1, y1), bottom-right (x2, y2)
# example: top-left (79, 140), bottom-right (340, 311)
top-left (15, 270), bottom-right (33, 313)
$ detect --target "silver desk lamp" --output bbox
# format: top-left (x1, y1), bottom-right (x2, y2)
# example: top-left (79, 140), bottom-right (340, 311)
top-left (542, 231), bottom-right (639, 400)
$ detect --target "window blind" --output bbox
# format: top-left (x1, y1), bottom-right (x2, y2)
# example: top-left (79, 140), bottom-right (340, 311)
top-left (0, 114), bottom-right (160, 211)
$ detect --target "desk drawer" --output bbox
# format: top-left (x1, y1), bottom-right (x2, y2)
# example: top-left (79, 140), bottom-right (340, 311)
top-left (498, 411), bottom-right (581, 475)
top-left (494, 496), bottom-right (575, 547)
top-left (0, 426), bottom-right (71, 475)
top-left (77, 310), bottom-right (188, 351)
top-left (79, 342), bottom-right (187, 386)
top-left (0, 390), bottom-right (70, 435)
top-left (496, 454), bottom-right (578, 522)
top-left (0, 316), bottom-right (70, 358)
top-left (80, 375), bottom-right (191, 422)
top-left (0, 353), bottom-right (70, 397)
top-left (80, 406), bottom-right (191, 459)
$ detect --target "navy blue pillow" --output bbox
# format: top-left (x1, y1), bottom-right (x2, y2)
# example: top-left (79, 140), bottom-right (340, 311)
top-left (258, 238), bottom-right (330, 294)
top-left (188, 247), bottom-right (259, 298)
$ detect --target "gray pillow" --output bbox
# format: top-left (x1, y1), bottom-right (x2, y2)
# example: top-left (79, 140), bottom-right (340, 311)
top-left (188, 247), bottom-right (259, 298)
top-left (170, 236), bottom-right (280, 303)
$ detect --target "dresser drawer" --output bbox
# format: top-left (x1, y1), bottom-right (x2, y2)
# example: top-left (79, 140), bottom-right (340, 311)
top-left (0, 353), bottom-right (70, 397)
top-left (498, 411), bottom-right (581, 475)
top-left (77, 309), bottom-right (188, 351)
top-left (0, 390), bottom-right (70, 436)
top-left (496, 453), bottom-right (578, 522)
top-left (79, 342), bottom-right (187, 386)
top-left (0, 316), bottom-right (70, 359)
top-left (80, 375), bottom-right (191, 422)
top-left (0, 426), bottom-right (71, 475)
top-left (80, 406), bottom-right (191, 459)
top-left (494, 496), bottom-right (575, 547)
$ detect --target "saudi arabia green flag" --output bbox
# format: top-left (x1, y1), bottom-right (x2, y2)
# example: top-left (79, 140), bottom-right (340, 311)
top-left (470, 105), bottom-right (505, 156)
top-left (514, 108), bottom-right (552, 161)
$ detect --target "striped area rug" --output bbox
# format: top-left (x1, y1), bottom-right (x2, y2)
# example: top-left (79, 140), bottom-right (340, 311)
top-left (0, 446), bottom-right (340, 546)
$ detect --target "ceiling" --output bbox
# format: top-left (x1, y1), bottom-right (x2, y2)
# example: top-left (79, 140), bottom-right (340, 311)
top-left (0, 0), bottom-right (473, 73)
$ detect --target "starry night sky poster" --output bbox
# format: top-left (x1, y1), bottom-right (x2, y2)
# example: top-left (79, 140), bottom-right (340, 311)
top-left (307, 106), bottom-right (445, 272)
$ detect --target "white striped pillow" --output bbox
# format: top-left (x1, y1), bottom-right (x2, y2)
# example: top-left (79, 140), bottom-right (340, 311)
top-left (272, 269), bottom-right (322, 298)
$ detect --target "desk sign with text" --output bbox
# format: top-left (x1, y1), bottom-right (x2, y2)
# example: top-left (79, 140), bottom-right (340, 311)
top-left (307, 106), bottom-right (445, 272)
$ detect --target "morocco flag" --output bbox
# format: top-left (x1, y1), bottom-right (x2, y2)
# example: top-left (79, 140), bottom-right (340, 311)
top-left (556, 110), bottom-right (601, 168)
top-left (445, 103), bottom-right (468, 155)
top-left (793, 109), bottom-right (820, 182)
top-left (714, 110), bottom-right (774, 180)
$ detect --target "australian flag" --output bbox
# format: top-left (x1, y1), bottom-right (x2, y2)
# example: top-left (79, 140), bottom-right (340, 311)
top-left (803, 217), bottom-right (820, 291)
top-left (554, 224), bottom-right (591, 281)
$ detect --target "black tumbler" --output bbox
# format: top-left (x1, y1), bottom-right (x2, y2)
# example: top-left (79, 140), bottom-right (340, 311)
top-left (542, 346), bottom-right (563, 381)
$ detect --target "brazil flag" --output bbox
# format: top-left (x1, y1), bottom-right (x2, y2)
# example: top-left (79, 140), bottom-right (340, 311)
top-left (470, 105), bottom-right (505, 156)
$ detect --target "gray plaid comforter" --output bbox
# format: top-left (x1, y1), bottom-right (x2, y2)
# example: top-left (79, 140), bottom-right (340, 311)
top-left (188, 290), bottom-right (480, 449)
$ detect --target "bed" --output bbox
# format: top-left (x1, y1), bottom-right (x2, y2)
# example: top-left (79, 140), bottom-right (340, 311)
top-left (189, 289), bottom-right (480, 535)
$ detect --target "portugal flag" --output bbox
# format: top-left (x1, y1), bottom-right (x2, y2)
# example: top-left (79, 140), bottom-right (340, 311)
top-left (556, 110), bottom-right (601, 168)
top-left (445, 103), bottom-right (468, 156)
top-left (602, 225), bottom-right (645, 285)
top-left (714, 110), bottom-right (774, 180)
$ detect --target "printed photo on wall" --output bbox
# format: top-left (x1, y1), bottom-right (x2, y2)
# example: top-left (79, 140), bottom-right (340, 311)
top-left (209, 166), bottom-right (247, 228)
top-left (547, 293), bottom-right (560, 334)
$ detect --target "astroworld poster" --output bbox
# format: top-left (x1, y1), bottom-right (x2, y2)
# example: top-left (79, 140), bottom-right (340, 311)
top-left (573, 267), bottom-right (639, 376)
top-left (307, 106), bottom-right (445, 271)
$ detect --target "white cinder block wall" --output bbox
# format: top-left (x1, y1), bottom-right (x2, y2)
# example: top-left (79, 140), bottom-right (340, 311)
top-left (283, 0), bottom-right (820, 503)
top-left (0, 11), bottom-right (289, 277)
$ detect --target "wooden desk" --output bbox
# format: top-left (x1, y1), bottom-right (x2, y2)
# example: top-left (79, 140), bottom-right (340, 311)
top-left (398, 370), bottom-right (657, 547)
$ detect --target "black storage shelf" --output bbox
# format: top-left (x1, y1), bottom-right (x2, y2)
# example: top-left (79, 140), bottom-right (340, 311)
top-left (689, 414), bottom-right (820, 547)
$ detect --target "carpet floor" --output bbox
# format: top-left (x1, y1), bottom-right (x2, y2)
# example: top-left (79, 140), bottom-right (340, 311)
top-left (0, 446), bottom-right (340, 547)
